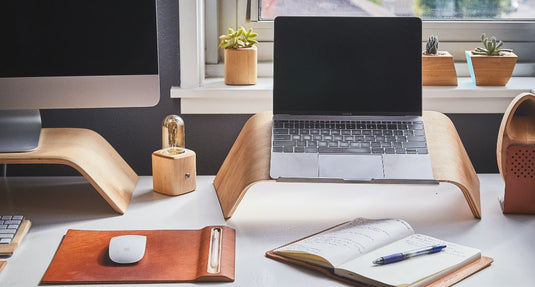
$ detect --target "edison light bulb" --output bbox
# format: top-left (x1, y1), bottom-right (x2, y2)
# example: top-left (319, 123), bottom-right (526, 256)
top-left (161, 115), bottom-right (185, 154)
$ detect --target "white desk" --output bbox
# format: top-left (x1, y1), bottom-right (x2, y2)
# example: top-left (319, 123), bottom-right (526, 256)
top-left (0, 175), bottom-right (534, 286)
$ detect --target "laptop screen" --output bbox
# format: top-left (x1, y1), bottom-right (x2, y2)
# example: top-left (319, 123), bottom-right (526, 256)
top-left (273, 17), bottom-right (422, 116)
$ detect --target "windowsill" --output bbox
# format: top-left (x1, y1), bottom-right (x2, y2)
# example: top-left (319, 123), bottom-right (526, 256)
top-left (171, 77), bottom-right (535, 114)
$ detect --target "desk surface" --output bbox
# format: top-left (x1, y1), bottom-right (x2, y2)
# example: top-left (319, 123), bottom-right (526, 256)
top-left (0, 175), bottom-right (533, 286)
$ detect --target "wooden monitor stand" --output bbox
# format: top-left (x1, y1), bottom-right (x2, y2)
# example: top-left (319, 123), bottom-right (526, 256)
top-left (0, 128), bottom-right (138, 214)
top-left (214, 111), bottom-right (481, 219)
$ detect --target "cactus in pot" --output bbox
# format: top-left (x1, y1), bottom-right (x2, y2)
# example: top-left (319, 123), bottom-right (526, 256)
top-left (422, 35), bottom-right (457, 86)
top-left (424, 35), bottom-right (439, 55)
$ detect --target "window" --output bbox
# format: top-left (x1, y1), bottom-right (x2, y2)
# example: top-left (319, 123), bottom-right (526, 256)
top-left (210, 0), bottom-right (535, 77)
top-left (176, 1), bottom-right (535, 114)
top-left (256, 0), bottom-right (532, 19)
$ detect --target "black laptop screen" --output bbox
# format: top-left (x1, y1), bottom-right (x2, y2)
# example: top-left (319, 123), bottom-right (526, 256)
top-left (273, 17), bottom-right (422, 116)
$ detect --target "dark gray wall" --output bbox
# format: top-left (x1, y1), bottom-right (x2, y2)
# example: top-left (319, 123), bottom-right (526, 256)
top-left (4, 1), bottom-right (504, 176)
top-left (448, 114), bottom-right (502, 173)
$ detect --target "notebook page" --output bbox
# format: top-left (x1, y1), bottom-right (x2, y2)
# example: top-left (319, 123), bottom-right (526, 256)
top-left (336, 234), bottom-right (481, 287)
top-left (274, 218), bottom-right (414, 268)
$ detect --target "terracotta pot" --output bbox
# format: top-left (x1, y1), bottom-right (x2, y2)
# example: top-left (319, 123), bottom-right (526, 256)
top-left (224, 47), bottom-right (257, 85)
top-left (465, 51), bottom-right (517, 86)
top-left (422, 51), bottom-right (458, 86)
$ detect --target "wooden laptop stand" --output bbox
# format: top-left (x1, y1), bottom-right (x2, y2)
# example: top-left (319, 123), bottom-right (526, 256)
top-left (0, 128), bottom-right (138, 214)
top-left (214, 111), bottom-right (481, 219)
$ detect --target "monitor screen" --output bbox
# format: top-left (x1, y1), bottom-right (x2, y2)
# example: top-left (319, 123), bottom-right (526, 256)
top-left (0, 0), bottom-right (159, 109)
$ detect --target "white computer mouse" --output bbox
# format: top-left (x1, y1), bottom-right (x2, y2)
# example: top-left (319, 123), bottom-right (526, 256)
top-left (108, 235), bottom-right (147, 264)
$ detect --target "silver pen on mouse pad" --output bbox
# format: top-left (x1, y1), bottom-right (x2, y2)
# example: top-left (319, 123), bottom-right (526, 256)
top-left (372, 244), bottom-right (447, 265)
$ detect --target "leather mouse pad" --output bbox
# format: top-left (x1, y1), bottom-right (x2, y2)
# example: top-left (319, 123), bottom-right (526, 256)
top-left (41, 227), bottom-right (235, 284)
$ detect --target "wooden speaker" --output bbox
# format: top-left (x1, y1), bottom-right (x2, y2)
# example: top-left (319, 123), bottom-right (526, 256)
top-left (497, 92), bottom-right (535, 213)
top-left (152, 149), bottom-right (196, 196)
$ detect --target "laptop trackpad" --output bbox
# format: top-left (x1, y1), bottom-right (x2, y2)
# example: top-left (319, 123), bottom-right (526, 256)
top-left (318, 154), bottom-right (384, 180)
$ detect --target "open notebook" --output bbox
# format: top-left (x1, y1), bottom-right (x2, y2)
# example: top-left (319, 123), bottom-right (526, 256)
top-left (267, 218), bottom-right (493, 286)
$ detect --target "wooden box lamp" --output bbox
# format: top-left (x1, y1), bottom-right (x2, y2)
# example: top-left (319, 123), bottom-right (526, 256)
top-left (152, 115), bottom-right (196, 196)
top-left (497, 93), bottom-right (535, 214)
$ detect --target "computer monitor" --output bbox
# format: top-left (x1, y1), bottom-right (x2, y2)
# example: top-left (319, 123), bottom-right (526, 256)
top-left (0, 0), bottom-right (160, 152)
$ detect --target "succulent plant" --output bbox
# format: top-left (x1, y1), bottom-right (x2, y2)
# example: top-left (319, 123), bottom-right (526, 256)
top-left (472, 33), bottom-right (513, 56)
top-left (424, 35), bottom-right (439, 55)
top-left (219, 26), bottom-right (258, 49)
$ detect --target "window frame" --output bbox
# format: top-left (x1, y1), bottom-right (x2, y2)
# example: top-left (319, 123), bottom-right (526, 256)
top-left (176, 0), bottom-right (535, 114)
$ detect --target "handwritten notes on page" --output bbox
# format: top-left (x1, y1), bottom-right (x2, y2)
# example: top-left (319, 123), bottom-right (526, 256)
top-left (274, 218), bottom-right (414, 268)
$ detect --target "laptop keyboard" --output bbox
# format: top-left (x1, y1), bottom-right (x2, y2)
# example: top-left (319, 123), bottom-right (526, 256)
top-left (272, 120), bottom-right (428, 155)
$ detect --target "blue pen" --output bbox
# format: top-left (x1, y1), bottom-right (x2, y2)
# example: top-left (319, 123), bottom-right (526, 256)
top-left (372, 244), bottom-right (447, 265)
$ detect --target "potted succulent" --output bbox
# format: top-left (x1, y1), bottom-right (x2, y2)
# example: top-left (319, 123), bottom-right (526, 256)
top-left (465, 33), bottom-right (517, 86)
top-left (219, 26), bottom-right (258, 85)
top-left (422, 35), bottom-right (457, 86)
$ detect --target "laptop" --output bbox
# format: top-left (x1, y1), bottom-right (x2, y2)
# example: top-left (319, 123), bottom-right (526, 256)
top-left (270, 16), bottom-right (436, 183)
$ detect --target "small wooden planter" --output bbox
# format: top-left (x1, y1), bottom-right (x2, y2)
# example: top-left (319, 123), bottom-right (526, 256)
top-left (465, 51), bottom-right (517, 86)
top-left (422, 51), bottom-right (458, 86)
top-left (497, 93), bottom-right (535, 213)
top-left (224, 46), bottom-right (257, 85)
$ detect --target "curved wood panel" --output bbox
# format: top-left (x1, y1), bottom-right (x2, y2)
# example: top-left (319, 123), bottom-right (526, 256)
top-left (213, 112), bottom-right (274, 218)
top-left (214, 111), bottom-right (481, 219)
top-left (0, 128), bottom-right (138, 214)
top-left (423, 111), bottom-right (481, 218)
top-left (497, 92), bottom-right (535, 179)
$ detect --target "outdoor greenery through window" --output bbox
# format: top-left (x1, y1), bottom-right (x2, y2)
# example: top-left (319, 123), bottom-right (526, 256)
top-left (258, 0), bottom-right (534, 19)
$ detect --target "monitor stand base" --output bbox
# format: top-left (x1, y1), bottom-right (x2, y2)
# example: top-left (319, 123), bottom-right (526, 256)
top-left (0, 110), bottom-right (41, 153)
top-left (0, 128), bottom-right (138, 214)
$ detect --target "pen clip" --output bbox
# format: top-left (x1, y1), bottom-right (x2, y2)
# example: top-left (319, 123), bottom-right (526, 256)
top-left (207, 227), bottom-right (222, 273)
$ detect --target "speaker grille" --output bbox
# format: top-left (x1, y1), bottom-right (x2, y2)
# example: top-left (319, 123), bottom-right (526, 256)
top-left (508, 146), bottom-right (535, 179)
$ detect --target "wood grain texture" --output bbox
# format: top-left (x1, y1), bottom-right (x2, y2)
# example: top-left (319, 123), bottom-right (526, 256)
top-left (224, 47), bottom-right (257, 85)
top-left (0, 220), bottom-right (31, 255)
top-left (496, 92), bottom-right (535, 213)
top-left (0, 128), bottom-right (138, 214)
top-left (213, 111), bottom-right (274, 218)
top-left (0, 261), bottom-right (6, 274)
top-left (423, 111), bottom-right (481, 218)
top-left (152, 149), bottom-right (196, 196)
top-left (422, 52), bottom-right (458, 86)
top-left (426, 256), bottom-right (494, 287)
top-left (466, 51), bottom-right (517, 86)
top-left (497, 93), bottom-right (535, 178)
top-left (214, 111), bottom-right (481, 219)
top-left (41, 227), bottom-right (235, 283)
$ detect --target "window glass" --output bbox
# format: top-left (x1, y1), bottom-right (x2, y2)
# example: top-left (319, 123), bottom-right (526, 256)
top-left (212, 0), bottom-right (535, 78)
top-left (258, 0), bottom-right (534, 20)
